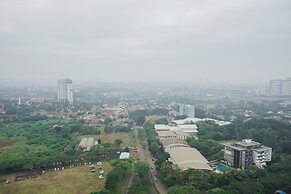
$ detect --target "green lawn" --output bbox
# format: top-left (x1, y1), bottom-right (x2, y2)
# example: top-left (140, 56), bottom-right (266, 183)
top-left (80, 132), bottom-right (137, 148)
top-left (0, 162), bottom-right (112, 194)
top-left (100, 132), bottom-right (136, 147)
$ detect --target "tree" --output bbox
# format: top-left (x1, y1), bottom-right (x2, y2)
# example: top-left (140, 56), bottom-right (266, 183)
top-left (115, 159), bottom-right (133, 170)
top-left (134, 161), bottom-right (149, 178)
top-left (90, 190), bottom-right (110, 194)
top-left (114, 139), bottom-right (123, 146)
top-left (104, 117), bottom-right (112, 125)
top-left (155, 117), bottom-right (168, 125)
top-left (195, 108), bottom-right (206, 118)
top-left (105, 170), bottom-right (120, 191)
top-left (129, 110), bottom-right (146, 126)
top-left (168, 185), bottom-right (188, 194)
top-left (159, 162), bottom-right (180, 187)
top-left (174, 115), bottom-right (187, 120)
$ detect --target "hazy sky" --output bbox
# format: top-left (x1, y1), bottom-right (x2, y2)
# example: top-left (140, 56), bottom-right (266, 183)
top-left (0, 0), bottom-right (290, 85)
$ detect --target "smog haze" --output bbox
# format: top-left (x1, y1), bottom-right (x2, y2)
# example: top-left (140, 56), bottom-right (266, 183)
top-left (0, 0), bottom-right (291, 85)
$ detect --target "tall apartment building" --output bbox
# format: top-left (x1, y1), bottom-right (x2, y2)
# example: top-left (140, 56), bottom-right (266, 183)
top-left (179, 104), bottom-right (195, 118)
top-left (270, 78), bottom-right (291, 96)
top-left (282, 78), bottom-right (291, 96)
top-left (57, 78), bottom-right (73, 104)
top-left (270, 79), bottom-right (282, 96)
top-left (223, 139), bottom-right (272, 169)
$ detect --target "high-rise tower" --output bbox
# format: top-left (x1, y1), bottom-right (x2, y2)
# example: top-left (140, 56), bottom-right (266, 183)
top-left (179, 104), bottom-right (195, 118)
top-left (58, 78), bottom-right (73, 103)
top-left (269, 79), bottom-right (282, 96)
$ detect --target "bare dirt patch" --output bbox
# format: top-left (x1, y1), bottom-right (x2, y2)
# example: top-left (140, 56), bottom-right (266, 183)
top-left (0, 140), bottom-right (14, 148)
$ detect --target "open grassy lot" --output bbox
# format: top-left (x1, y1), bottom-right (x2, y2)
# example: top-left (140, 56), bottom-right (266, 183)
top-left (100, 132), bottom-right (137, 147)
top-left (0, 162), bottom-right (112, 194)
top-left (80, 131), bottom-right (137, 148)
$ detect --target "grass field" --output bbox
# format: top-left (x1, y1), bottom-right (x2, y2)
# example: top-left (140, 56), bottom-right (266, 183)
top-left (80, 131), bottom-right (137, 148)
top-left (99, 132), bottom-right (137, 147)
top-left (0, 162), bottom-right (112, 194)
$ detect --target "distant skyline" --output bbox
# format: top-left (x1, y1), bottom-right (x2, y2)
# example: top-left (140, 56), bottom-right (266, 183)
top-left (1, 0), bottom-right (291, 85)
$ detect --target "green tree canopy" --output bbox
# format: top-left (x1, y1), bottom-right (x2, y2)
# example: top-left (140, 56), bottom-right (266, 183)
top-left (134, 161), bottom-right (149, 178)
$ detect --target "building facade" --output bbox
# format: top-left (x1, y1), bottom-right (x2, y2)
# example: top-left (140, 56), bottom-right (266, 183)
top-left (223, 139), bottom-right (272, 169)
top-left (270, 79), bottom-right (282, 96)
top-left (58, 78), bottom-right (73, 103)
top-left (282, 78), bottom-right (291, 96)
top-left (270, 78), bottom-right (291, 96)
top-left (179, 104), bottom-right (195, 118)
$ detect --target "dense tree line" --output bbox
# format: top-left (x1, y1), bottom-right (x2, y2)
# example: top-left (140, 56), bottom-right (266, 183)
top-left (70, 124), bottom-right (100, 135)
top-left (144, 122), bottom-right (169, 166)
top-left (197, 118), bottom-right (291, 154)
top-left (104, 125), bottom-right (131, 134)
top-left (0, 119), bottom-right (102, 173)
top-left (187, 138), bottom-right (223, 160)
top-left (155, 117), bottom-right (168, 125)
top-left (129, 108), bottom-right (169, 126)
top-left (128, 110), bottom-right (146, 126)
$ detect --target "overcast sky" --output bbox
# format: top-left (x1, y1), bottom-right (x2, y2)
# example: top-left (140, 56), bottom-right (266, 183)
top-left (0, 0), bottom-right (290, 85)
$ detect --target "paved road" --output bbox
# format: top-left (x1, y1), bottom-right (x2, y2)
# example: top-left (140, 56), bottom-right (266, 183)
top-left (133, 127), bottom-right (167, 194)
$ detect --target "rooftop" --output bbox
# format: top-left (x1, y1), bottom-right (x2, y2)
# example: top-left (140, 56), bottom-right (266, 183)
top-left (172, 118), bottom-right (203, 125)
top-left (155, 124), bottom-right (198, 133)
top-left (161, 138), bottom-right (189, 147)
top-left (173, 130), bottom-right (190, 136)
top-left (235, 139), bottom-right (261, 147)
top-left (172, 118), bottom-right (231, 126)
top-left (167, 147), bottom-right (212, 171)
top-left (157, 131), bottom-right (176, 137)
top-left (225, 139), bottom-right (272, 151)
top-left (154, 124), bottom-right (168, 130)
top-left (119, 152), bottom-right (130, 159)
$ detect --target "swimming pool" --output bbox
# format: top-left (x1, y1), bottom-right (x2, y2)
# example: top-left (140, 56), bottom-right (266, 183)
top-left (214, 163), bottom-right (230, 173)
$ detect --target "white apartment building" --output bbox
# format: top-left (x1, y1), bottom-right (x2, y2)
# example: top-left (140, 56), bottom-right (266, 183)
top-left (58, 78), bottom-right (73, 104)
top-left (282, 78), bottom-right (291, 96)
top-left (179, 104), bottom-right (195, 118)
top-left (223, 139), bottom-right (272, 169)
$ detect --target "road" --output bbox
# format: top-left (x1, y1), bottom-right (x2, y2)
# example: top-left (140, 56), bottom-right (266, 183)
top-left (132, 127), bottom-right (168, 194)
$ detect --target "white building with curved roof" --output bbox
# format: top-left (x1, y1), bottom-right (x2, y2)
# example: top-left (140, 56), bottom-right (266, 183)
top-left (167, 147), bottom-right (212, 171)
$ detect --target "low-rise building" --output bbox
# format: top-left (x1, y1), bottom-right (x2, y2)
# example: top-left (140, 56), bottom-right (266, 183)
top-left (167, 147), bottom-right (212, 171)
top-left (155, 124), bottom-right (211, 171)
top-left (157, 131), bottom-right (177, 139)
top-left (161, 138), bottom-right (190, 151)
top-left (156, 130), bottom-right (190, 140)
top-left (172, 118), bottom-right (231, 126)
top-left (119, 152), bottom-right (130, 160)
top-left (154, 124), bottom-right (198, 137)
top-left (223, 139), bottom-right (272, 169)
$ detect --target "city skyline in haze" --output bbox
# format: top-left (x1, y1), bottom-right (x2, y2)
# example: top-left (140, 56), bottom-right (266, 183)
top-left (0, 0), bottom-right (291, 85)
